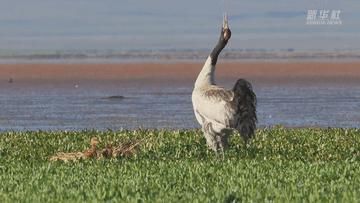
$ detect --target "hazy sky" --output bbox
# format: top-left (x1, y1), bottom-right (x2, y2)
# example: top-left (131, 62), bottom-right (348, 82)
top-left (0, 0), bottom-right (359, 51)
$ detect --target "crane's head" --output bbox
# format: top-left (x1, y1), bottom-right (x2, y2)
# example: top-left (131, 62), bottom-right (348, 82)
top-left (221, 13), bottom-right (231, 42)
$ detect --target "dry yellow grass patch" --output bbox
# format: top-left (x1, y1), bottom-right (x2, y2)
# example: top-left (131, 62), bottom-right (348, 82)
top-left (50, 137), bottom-right (143, 162)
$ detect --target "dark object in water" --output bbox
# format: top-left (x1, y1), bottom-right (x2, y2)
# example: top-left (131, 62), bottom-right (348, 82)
top-left (8, 78), bottom-right (13, 83)
top-left (104, 95), bottom-right (125, 99)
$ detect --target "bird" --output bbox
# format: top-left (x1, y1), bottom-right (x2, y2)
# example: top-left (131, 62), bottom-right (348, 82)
top-left (192, 14), bottom-right (257, 152)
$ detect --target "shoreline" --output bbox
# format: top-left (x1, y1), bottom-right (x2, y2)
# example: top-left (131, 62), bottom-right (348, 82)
top-left (1, 62), bottom-right (360, 86)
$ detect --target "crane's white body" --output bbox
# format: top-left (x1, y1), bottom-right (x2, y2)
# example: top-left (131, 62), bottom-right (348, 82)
top-left (192, 56), bottom-right (238, 150)
top-left (192, 56), bottom-right (236, 129)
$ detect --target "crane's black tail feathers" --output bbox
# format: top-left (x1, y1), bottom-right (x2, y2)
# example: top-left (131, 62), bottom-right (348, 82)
top-left (232, 79), bottom-right (257, 142)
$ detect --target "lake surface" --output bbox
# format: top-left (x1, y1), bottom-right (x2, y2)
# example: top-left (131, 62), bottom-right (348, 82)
top-left (1, 81), bottom-right (359, 131)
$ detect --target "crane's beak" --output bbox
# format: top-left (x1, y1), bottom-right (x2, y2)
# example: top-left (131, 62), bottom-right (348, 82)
top-left (223, 13), bottom-right (229, 29)
top-left (222, 13), bottom-right (231, 41)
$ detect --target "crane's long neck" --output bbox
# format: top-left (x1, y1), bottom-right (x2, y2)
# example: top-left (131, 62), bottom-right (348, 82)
top-left (194, 37), bottom-right (227, 88)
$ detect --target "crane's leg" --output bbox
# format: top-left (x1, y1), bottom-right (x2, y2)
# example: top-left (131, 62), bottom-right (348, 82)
top-left (216, 129), bottom-right (231, 159)
top-left (202, 122), bottom-right (219, 152)
top-left (203, 122), bottom-right (231, 154)
top-left (214, 134), bottom-right (225, 159)
top-left (217, 129), bottom-right (231, 150)
top-left (197, 112), bottom-right (218, 151)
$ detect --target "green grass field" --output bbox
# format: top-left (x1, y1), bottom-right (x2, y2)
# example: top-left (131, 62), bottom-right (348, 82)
top-left (0, 127), bottom-right (359, 202)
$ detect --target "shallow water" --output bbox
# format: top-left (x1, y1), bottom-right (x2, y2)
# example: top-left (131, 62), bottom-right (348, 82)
top-left (0, 81), bottom-right (359, 131)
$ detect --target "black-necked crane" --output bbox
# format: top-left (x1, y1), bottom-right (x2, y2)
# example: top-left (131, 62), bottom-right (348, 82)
top-left (192, 14), bottom-right (257, 152)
